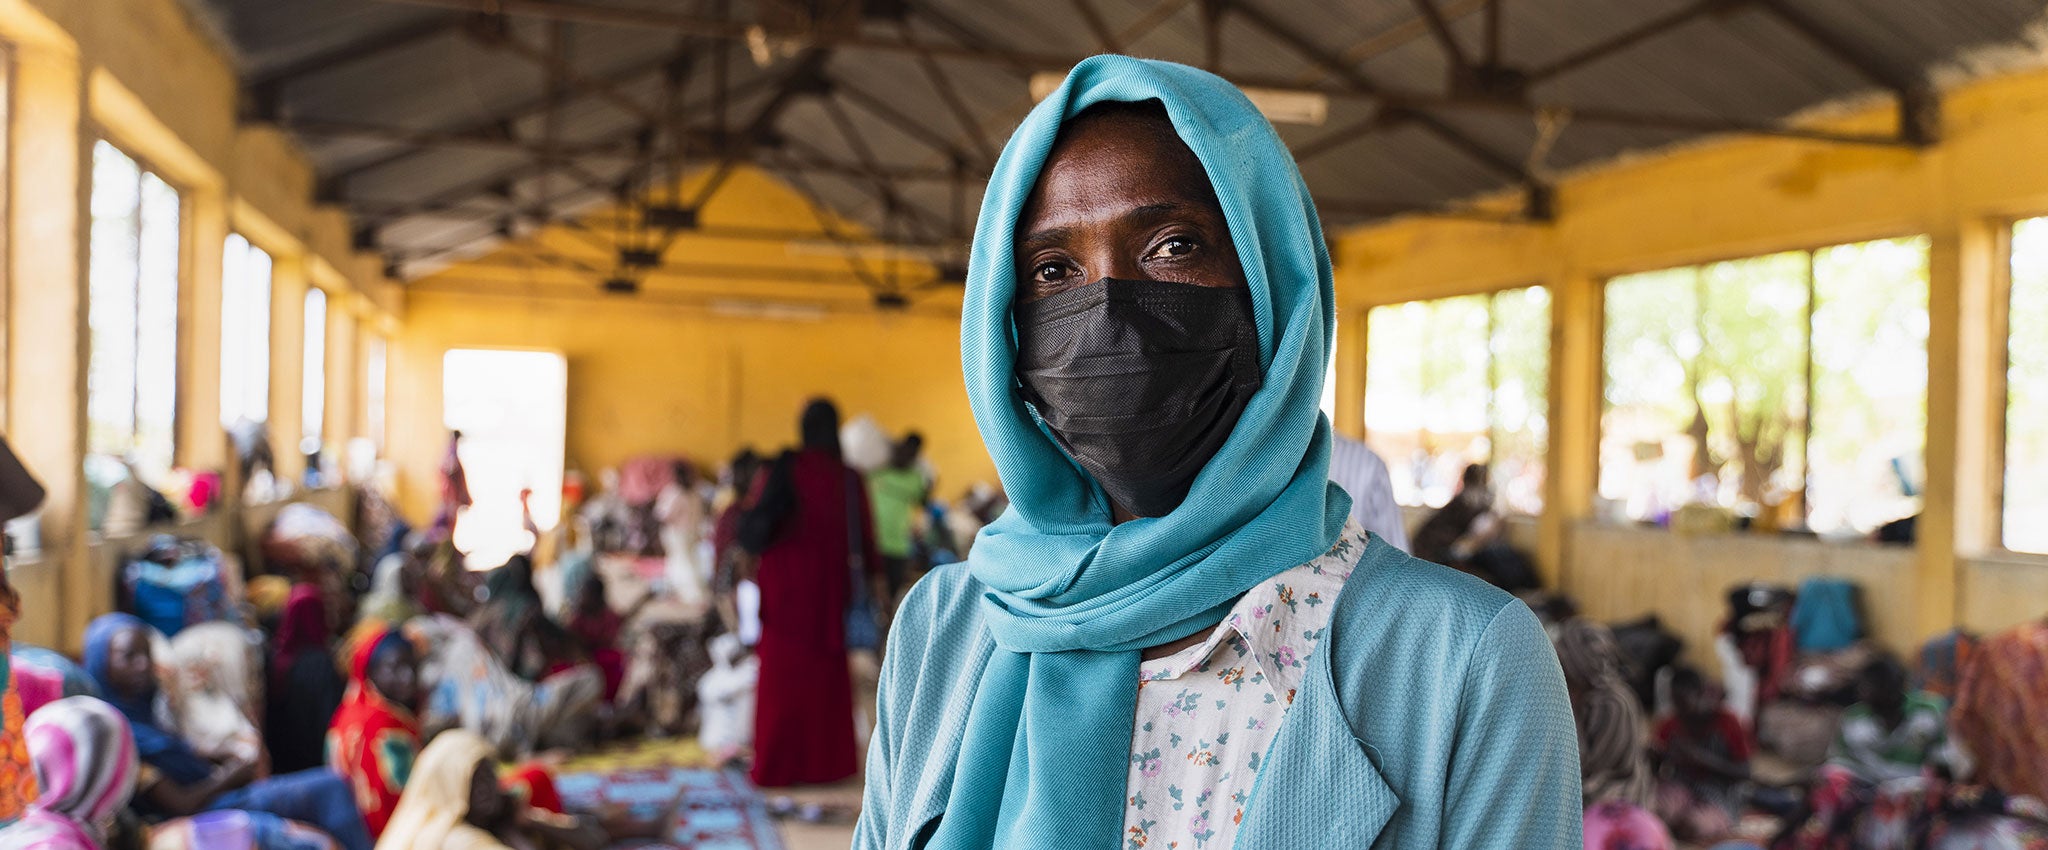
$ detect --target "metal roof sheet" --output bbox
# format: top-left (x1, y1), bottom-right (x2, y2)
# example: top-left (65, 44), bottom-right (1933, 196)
top-left (194, 0), bottom-right (2048, 285)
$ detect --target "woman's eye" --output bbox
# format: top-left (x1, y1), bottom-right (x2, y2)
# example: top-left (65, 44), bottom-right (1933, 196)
top-left (1149, 237), bottom-right (1198, 259)
top-left (1032, 261), bottom-right (1071, 283)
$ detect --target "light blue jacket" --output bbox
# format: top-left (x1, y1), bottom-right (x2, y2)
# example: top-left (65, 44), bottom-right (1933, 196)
top-left (854, 534), bottom-right (1583, 849)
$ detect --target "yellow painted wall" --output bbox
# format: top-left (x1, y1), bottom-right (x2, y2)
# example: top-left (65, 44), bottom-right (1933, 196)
top-left (389, 291), bottom-right (991, 524)
top-left (1333, 63), bottom-right (2048, 650)
top-left (395, 166), bottom-right (993, 524)
top-left (0, 0), bottom-right (399, 651)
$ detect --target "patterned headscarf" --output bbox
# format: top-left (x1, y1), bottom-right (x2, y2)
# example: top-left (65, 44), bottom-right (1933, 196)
top-left (3, 696), bottom-right (139, 849)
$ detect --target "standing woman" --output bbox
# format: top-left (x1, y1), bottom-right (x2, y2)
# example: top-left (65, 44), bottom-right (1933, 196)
top-left (854, 56), bottom-right (1578, 850)
top-left (738, 399), bottom-right (881, 788)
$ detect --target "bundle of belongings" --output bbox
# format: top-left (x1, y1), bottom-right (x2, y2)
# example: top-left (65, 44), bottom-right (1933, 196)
top-left (87, 456), bottom-right (180, 535)
top-left (620, 619), bottom-right (715, 738)
top-left (261, 502), bottom-right (358, 576)
top-left (696, 634), bottom-right (758, 759)
top-left (1717, 582), bottom-right (1798, 734)
top-left (1751, 577), bottom-right (1875, 767)
top-left (262, 502), bottom-right (358, 625)
top-left (1612, 614), bottom-right (1685, 712)
top-left (119, 536), bottom-right (236, 639)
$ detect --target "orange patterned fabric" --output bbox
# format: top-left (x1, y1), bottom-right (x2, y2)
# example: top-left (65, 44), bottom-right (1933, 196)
top-left (1953, 621), bottom-right (2048, 800)
top-left (0, 578), bottom-right (40, 825)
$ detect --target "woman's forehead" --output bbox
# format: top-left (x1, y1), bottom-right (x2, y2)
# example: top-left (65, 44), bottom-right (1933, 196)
top-left (1021, 110), bottom-right (1222, 233)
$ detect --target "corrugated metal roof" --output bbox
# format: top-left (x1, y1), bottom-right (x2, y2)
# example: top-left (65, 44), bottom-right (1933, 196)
top-left (195, 0), bottom-right (2048, 285)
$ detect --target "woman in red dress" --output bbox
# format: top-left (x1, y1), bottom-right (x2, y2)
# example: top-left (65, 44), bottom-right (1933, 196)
top-left (738, 398), bottom-right (880, 787)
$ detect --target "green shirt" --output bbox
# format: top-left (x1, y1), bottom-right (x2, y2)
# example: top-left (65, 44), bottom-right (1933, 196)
top-left (867, 467), bottom-right (927, 558)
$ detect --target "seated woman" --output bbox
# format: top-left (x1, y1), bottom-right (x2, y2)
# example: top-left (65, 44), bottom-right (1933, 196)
top-left (3, 695), bottom-right (137, 850)
top-left (1827, 655), bottom-right (1951, 784)
top-left (1557, 619), bottom-right (1655, 810)
top-left (470, 556), bottom-right (554, 683)
top-left (4, 696), bottom-right (330, 850)
top-left (267, 585), bottom-right (345, 775)
top-left (406, 617), bottom-right (600, 759)
top-left (561, 572), bottom-right (653, 707)
top-left (82, 614), bottom-right (372, 850)
top-left (1410, 464), bottom-right (1537, 591)
top-left (1651, 667), bottom-right (1753, 843)
top-left (374, 731), bottom-right (598, 850)
top-left (1779, 655), bottom-right (1956, 849)
top-left (326, 628), bottom-right (421, 839)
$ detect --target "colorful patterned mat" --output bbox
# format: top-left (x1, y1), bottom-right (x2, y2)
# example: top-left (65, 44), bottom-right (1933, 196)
top-left (555, 764), bottom-right (785, 850)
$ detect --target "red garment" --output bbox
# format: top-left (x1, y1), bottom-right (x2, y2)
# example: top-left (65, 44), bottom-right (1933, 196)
top-left (750, 449), bottom-right (878, 788)
top-left (272, 584), bottom-right (330, 681)
top-left (434, 435), bottom-right (471, 535)
top-left (502, 764), bottom-right (563, 814)
top-left (568, 609), bottom-right (626, 702)
top-left (327, 626), bottom-right (422, 838)
top-left (1953, 621), bottom-right (2048, 800)
top-left (1653, 710), bottom-right (1753, 763)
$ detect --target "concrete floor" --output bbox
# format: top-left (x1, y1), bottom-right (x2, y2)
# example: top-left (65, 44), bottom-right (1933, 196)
top-left (771, 779), bottom-right (863, 850)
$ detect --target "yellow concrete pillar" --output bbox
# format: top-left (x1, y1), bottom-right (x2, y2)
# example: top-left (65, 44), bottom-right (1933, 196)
top-left (5, 42), bottom-right (90, 651)
top-left (269, 251), bottom-right (308, 483)
top-left (1919, 217), bottom-right (2002, 639)
top-left (1540, 267), bottom-right (1602, 591)
top-left (1332, 306), bottom-right (1368, 439)
top-left (179, 189), bottom-right (229, 472)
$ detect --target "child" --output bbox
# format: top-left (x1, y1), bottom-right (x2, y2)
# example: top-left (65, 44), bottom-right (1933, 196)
top-left (1652, 666), bottom-right (1752, 842)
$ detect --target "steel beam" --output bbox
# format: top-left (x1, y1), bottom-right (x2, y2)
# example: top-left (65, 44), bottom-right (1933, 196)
top-left (1409, 0), bottom-right (1472, 70)
top-left (248, 14), bottom-right (465, 92)
top-left (1525, 0), bottom-right (1736, 82)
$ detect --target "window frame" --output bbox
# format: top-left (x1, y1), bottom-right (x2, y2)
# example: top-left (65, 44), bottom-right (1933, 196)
top-left (85, 137), bottom-right (186, 475)
top-left (219, 231), bottom-right (275, 430)
top-left (1358, 281), bottom-right (1553, 516)
top-left (1592, 231), bottom-right (1934, 536)
top-left (1998, 214), bottom-right (2048, 558)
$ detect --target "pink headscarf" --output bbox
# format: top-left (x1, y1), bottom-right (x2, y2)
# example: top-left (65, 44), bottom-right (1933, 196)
top-left (5, 696), bottom-right (139, 849)
top-left (270, 584), bottom-right (331, 683)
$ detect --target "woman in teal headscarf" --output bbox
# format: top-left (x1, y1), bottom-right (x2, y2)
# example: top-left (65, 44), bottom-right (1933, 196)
top-left (854, 56), bottom-right (1579, 850)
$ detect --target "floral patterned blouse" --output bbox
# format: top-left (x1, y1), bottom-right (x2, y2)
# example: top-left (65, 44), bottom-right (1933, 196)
top-left (1122, 522), bottom-right (1368, 850)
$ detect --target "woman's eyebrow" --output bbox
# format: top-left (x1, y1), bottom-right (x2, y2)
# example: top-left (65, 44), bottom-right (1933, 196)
top-left (1020, 225), bottom-right (1074, 252)
top-left (1127, 201), bottom-right (1200, 221)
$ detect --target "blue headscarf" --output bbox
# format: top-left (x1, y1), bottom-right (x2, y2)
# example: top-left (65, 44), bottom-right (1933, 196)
top-left (942, 56), bottom-right (1350, 849)
top-left (81, 613), bottom-right (213, 784)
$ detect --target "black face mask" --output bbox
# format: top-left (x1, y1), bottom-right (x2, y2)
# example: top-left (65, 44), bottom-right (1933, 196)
top-left (1014, 278), bottom-right (1263, 518)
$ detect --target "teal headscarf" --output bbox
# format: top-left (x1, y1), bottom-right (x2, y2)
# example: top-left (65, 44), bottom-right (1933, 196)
top-left (944, 55), bottom-right (1351, 849)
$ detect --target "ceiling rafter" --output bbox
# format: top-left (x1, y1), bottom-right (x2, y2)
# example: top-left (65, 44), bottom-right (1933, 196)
top-left (245, 13), bottom-right (467, 112)
top-left (1752, 0), bottom-right (1938, 144)
top-left (1225, 0), bottom-right (1555, 220)
top-left (242, 0), bottom-right (1992, 283)
top-left (1524, 0), bottom-right (1738, 82)
top-left (897, 20), bottom-right (998, 166)
top-left (1408, 0), bottom-right (1472, 72)
top-left (465, 19), bottom-right (665, 126)
top-left (1066, 0), bottom-right (1121, 53)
